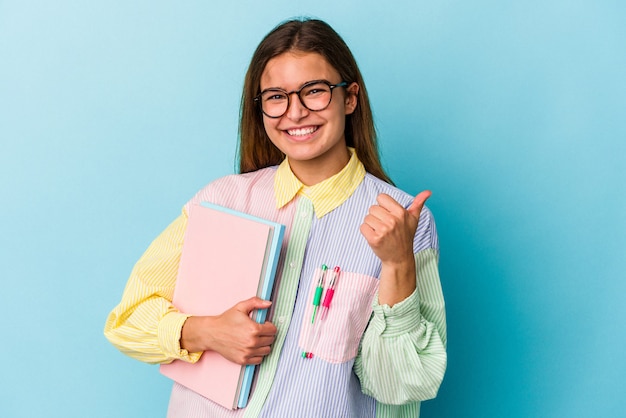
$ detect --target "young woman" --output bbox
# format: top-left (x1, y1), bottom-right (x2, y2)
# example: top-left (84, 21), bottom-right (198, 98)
top-left (105, 18), bottom-right (446, 418)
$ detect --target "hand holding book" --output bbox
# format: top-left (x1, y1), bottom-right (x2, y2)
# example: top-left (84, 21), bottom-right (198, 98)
top-left (180, 297), bottom-right (277, 365)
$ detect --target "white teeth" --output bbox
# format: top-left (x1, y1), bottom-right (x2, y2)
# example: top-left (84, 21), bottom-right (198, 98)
top-left (287, 127), bottom-right (317, 136)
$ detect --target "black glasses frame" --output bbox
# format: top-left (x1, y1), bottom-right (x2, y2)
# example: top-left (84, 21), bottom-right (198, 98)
top-left (254, 80), bottom-right (348, 118)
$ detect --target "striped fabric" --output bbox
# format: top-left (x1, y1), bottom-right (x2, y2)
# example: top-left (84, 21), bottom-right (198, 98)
top-left (275, 147), bottom-right (366, 218)
top-left (104, 213), bottom-right (201, 364)
top-left (104, 152), bottom-right (446, 418)
top-left (297, 268), bottom-right (379, 364)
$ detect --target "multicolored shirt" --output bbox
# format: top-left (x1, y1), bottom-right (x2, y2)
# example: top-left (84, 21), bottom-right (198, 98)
top-left (105, 150), bottom-right (446, 418)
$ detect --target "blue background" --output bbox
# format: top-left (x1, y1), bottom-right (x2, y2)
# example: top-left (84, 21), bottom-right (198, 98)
top-left (1, 1), bottom-right (624, 417)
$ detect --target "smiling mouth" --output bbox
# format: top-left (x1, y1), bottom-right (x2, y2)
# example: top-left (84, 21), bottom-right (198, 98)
top-left (286, 126), bottom-right (319, 137)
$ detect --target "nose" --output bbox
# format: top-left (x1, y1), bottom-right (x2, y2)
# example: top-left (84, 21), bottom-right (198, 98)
top-left (285, 92), bottom-right (309, 120)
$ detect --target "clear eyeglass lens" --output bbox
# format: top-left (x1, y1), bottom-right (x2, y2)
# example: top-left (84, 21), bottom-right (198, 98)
top-left (301, 83), bottom-right (331, 110)
top-left (261, 91), bottom-right (288, 117)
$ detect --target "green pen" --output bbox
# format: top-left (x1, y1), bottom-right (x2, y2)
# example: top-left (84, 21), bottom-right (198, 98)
top-left (310, 264), bottom-right (328, 324)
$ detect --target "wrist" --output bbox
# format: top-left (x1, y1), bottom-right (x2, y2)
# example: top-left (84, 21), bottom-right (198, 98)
top-left (180, 315), bottom-right (215, 354)
top-left (378, 257), bottom-right (416, 307)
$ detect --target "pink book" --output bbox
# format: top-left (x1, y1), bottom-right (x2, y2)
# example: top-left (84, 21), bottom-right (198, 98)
top-left (160, 202), bottom-right (284, 409)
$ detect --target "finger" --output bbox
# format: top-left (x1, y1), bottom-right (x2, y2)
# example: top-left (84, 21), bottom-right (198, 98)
top-left (242, 335), bottom-right (274, 351)
top-left (253, 335), bottom-right (276, 348)
top-left (243, 345), bottom-right (273, 365)
top-left (362, 212), bottom-right (388, 233)
top-left (407, 190), bottom-right (432, 219)
top-left (245, 353), bottom-right (269, 365)
top-left (236, 351), bottom-right (267, 366)
top-left (241, 357), bottom-right (260, 366)
top-left (236, 297), bottom-right (272, 314)
top-left (257, 321), bottom-right (277, 336)
top-left (359, 222), bottom-right (384, 248)
top-left (368, 204), bottom-right (392, 221)
top-left (359, 222), bottom-right (375, 241)
top-left (375, 193), bottom-right (405, 215)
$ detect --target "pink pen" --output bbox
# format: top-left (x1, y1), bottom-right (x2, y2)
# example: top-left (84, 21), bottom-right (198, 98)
top-left (319, 266), bottom-right (340, 320)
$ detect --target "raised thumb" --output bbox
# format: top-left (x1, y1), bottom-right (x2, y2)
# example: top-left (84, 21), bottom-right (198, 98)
top-left (407, 190), bottom-right (432, 219)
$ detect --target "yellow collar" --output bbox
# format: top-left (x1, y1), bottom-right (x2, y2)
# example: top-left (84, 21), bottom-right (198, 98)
top-left (274, 148), bottom-right (366, 218)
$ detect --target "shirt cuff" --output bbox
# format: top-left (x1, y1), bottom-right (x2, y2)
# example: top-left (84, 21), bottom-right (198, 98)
top-left (370, 288), bottom-right (421, 338)
top-left (158, 311), bottom-right (202, 363)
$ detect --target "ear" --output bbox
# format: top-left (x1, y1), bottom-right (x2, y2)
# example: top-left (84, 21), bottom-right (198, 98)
top-left (344, 82), bottom-right (359, 115)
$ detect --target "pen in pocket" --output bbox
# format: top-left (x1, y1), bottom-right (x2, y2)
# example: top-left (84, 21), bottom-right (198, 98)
top-left (303, 265), bottom-right (327, 358)
top-left (302, 265), bottom-right (341, 359)
top-left (319, 266), bottom-right (340, 321)
top-left (310, 264), bottom-right (328, 324)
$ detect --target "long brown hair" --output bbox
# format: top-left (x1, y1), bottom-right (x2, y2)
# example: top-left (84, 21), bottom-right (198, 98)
top-left (238, 18), bottom-right (392, 184)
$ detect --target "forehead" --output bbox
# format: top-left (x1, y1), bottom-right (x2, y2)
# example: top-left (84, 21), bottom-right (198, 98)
top-left (260, 52), bottom-right (340, 90)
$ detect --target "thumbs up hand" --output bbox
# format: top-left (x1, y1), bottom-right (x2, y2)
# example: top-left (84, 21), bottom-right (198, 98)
top-left (360, 190), bottom-right (431, 264)
top-left (360, 191), bottom-right (431, 306)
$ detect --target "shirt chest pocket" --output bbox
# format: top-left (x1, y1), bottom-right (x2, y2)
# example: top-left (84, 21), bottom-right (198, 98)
top-left (298, 268), bottom-right (379, 364)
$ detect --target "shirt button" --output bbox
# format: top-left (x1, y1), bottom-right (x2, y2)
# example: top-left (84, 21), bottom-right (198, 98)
top-left (277, 316), bottom-right (286, 324)
top-left (300, 211), bottom-right (308, 218)
top-left (289, 261), bottom-right (296, 268)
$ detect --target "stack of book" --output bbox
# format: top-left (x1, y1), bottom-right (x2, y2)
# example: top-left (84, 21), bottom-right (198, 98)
top-left (160, 202), bottom-right (285, 409)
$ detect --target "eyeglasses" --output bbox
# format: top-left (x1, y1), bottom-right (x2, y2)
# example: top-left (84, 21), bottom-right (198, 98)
top-left (254, 80), bottom-right (348, 118)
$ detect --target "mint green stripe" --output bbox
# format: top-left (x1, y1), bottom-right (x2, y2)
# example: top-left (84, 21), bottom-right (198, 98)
top-left (415, 248), bottom-right (446, 347)
top-left (352, 248), bottom-right (446, 415)
top-left (376, 401), bottom-right (421, 418)
top-left (243, 198), bottom-right (313, 418)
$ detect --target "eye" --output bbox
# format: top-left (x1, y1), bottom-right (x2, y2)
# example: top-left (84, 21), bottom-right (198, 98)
top-left (303, 83), bottom-right (330, 96)
top-left (262, 90), bottom-right (287, 102)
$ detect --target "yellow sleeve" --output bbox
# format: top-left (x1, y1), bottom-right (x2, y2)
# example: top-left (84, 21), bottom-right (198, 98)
top-left (103, 210), bottom-right (202, 364)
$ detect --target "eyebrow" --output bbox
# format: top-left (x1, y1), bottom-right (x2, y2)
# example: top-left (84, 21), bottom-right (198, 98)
top-left (259, 79), bottom-right (332, 93)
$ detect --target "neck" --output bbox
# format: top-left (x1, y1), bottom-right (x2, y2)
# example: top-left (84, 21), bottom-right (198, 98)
top-left (289, 148), bottom-right (351, 186)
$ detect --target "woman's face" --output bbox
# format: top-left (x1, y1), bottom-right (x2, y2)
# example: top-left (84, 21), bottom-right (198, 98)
top-left (259, 51), bottom-right (359, 185)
